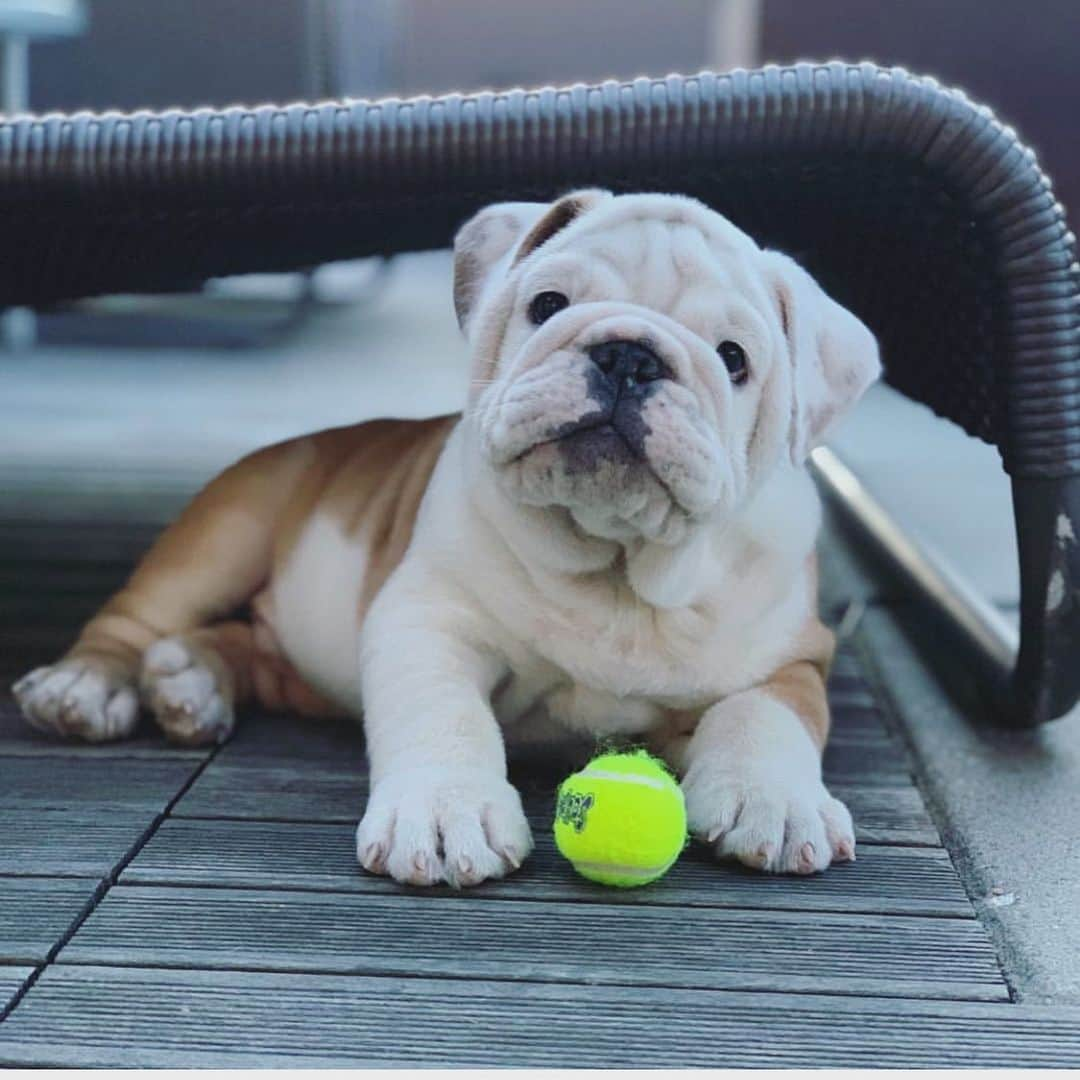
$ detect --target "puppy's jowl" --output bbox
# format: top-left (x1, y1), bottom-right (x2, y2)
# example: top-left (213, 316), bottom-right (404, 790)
top-left (15, 191), bottom-right (879, 886)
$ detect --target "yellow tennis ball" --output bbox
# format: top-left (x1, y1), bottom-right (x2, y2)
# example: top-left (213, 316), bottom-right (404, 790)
top-left (553, 749), bottom-right (687, 887)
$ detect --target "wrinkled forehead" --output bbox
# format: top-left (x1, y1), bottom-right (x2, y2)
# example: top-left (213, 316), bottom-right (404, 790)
top-left (545, 206), bottom-right (765, 302)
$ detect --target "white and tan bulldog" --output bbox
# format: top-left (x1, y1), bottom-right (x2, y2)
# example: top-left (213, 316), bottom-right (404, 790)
top-left (13, 190), bottom-right (880, 887)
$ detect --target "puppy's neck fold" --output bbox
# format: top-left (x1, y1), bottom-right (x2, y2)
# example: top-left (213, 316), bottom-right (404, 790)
top-left (467, 436), bottom-right (818, 614)
top-left (469, 457), bottom-right (715, 608)
top-left (623, 527), bottom-right (712, 608)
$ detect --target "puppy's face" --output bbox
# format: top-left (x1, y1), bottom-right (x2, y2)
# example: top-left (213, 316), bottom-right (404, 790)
top-left (455, 192), bottom-right (879, 545)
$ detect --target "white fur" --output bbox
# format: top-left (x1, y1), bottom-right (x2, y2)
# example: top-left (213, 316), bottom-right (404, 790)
top-left (271, 513), bottom-right (369, 713)
top-left (354, 192), bottom-right (878, 885)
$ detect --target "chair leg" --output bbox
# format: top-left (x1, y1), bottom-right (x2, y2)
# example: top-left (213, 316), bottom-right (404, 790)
top-left (1010, 474), bottom-right (1080, 725)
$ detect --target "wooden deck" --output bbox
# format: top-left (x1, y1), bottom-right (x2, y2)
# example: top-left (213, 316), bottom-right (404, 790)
top-left (2, 514), bottom-right (1080, 1067)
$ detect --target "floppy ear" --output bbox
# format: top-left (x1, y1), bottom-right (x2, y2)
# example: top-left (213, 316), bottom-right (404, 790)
top-left (453, 202), bottom-right (548, 333)
top-left (761, 251), bottom-right (881, 464)
top-left (451, 189), bottom-right (612, 336)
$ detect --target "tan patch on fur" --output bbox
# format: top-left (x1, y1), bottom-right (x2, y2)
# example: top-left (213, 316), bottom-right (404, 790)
top-left (512, 189), bottom-right (609, 266)
top-left (253, 416), bottom-right (454, 712)
top-left (764, 554), bottom-right (835, 752)
top-left (60, 415), bottom-right (456, 719)
top-left (764, 654), bottom-right (831, 752)
top-left (652, 556), bottom-right (835, 764)
top-left (270, 416), bottom-right (456, 622)
top-left (514, 197), bottom-right (585, 265)
top-left (67, 436), bottom-right (321, 676)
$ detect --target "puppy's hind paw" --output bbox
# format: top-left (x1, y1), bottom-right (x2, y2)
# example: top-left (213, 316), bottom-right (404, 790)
top-left (141, 637), bottom-right (235, 746)
top-left (13, 657), bottom-right (139, 742)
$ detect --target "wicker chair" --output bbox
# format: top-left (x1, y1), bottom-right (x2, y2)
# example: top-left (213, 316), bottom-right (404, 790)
top-left (2, 62), bottom-right (1077, 725)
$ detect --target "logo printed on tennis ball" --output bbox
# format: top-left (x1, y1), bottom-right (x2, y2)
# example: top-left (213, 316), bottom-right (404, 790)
top-left (555, 789), bottom-right (594, 832)
top-left (554, 749), bottom-right (687, 888)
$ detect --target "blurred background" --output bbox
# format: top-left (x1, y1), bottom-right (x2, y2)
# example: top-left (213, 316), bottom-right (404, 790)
top-left (5, 0), bottom-right (1080, 615)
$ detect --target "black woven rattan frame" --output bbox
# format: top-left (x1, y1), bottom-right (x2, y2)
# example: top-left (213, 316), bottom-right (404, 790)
top-left (3, 62), bottom-right (1078, 724)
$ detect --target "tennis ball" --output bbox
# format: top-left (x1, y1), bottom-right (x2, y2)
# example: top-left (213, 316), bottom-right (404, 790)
top-left (553, 749), bottom-right (687, 887)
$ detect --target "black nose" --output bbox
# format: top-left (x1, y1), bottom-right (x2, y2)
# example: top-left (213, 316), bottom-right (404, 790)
top-left (587, 339), bottom-right (668, 388)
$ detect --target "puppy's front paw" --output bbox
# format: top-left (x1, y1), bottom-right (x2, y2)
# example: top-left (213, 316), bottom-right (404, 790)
top-left (13, 657), bottom-right (139, 742)
top-left (356, 767), bottom-right (534, 887)
top-left (683, 765), bottom-right (855, 873)
top-left (140, 637), bottom-right (234, 746)
top-left (681, 698), bottom-right (855, 875)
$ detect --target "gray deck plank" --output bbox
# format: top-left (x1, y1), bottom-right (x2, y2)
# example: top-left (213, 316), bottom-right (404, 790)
top-left (0, 878), bottom-right (99, 965)
top-left (173, 763), bottom-right (939, 844)
top-left (59, 884), bottom-right (1006, 1001)
top-left (823, 740), bottom-right (913, 785)
top-left (234, 734), bottom-right (908, 786)
top-left (0, 756), bottom-right (201, 812)
top-left (120, 818), bottom-right (973, 917)
top-left (213, 718), bottom-right (897, 770)
top-left (0, 967), bottom-right (32, 1019)
top-left (174, 763), bottom-right (366, 823)
top-left (831, 784), bottom-right (940, 846)
top-left (213, 712), bottom-right (367, 771)
top-left (824, 704), bottom-right (895, 744)
top-left (3, 967), bottom-right (1062, 1068)
top-left (0, 809), bottom-right (155, 879)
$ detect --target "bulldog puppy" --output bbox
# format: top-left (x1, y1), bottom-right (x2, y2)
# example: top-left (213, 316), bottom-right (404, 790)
top-left (14, 190), bottom-right (879, 886)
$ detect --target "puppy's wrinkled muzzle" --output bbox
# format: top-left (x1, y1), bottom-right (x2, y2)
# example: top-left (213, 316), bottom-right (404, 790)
top-left (476, 303), bottom-right (730, 530)
top-left (554, 338), bottom-right (672, 470)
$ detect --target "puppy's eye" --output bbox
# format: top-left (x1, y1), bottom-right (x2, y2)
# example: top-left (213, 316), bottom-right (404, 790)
top-left (528, 291), bottom-right (569, 325)
top-left (718, 340), bottom-right (749, 385)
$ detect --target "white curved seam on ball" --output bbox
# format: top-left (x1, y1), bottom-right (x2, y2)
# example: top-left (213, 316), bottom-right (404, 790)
top-left (575, 768), bottom-right (672, 791)
top-left (573, 859), bottom-right (673, 879)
